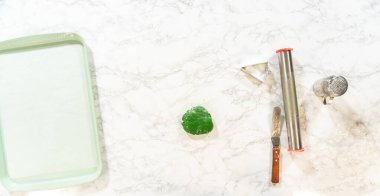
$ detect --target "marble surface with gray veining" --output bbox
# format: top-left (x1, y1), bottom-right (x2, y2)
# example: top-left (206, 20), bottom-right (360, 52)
top-left (1, 0), bottom-right (380, 195)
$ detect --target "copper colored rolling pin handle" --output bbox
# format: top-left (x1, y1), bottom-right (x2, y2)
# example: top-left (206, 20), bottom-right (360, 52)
top-left (271, 147), bottom-right (280, 183)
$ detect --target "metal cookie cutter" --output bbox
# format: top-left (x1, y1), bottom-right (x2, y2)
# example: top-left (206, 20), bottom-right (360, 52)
top-left (241, 62), bottom-right (270, 85)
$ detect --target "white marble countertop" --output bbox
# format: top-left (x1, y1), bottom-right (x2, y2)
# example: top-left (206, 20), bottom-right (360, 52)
top-left (1, 0), bottom-right (380, 195)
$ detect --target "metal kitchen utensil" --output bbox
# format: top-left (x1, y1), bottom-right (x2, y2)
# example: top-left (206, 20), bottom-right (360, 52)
top-left (271, 106), bottom-right (282, 183)
top-left (241, 62), bottom-right (269, 85)
top-left (276, 48), bottom-right (303, 152)
top-left (0, 33), bottom-right (102, 191)
top-left (313, 75), bottom-right (348, 105)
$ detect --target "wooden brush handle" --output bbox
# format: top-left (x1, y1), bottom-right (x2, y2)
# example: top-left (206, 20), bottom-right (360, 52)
top-left (271, 147), bottom-right (280, 183)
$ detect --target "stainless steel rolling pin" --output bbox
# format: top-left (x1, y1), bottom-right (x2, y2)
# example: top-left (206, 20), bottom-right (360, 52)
top-left (276, 48), bottom-right (303, 152)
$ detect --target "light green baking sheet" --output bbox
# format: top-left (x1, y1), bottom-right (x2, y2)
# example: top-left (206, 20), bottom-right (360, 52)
top-left (0, 33), bottom-right (102, 191)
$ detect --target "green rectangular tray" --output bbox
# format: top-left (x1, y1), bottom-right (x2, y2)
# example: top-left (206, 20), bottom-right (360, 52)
top-left (0, 33), bottom-right (102, 191)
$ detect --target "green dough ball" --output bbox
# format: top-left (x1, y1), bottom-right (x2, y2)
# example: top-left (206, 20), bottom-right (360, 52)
top-left (181, 106), bottom-right (213, 135)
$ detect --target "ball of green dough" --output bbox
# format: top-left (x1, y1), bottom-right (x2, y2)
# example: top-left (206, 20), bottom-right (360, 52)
top-left (181, 106), bottom-right (213, 135)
